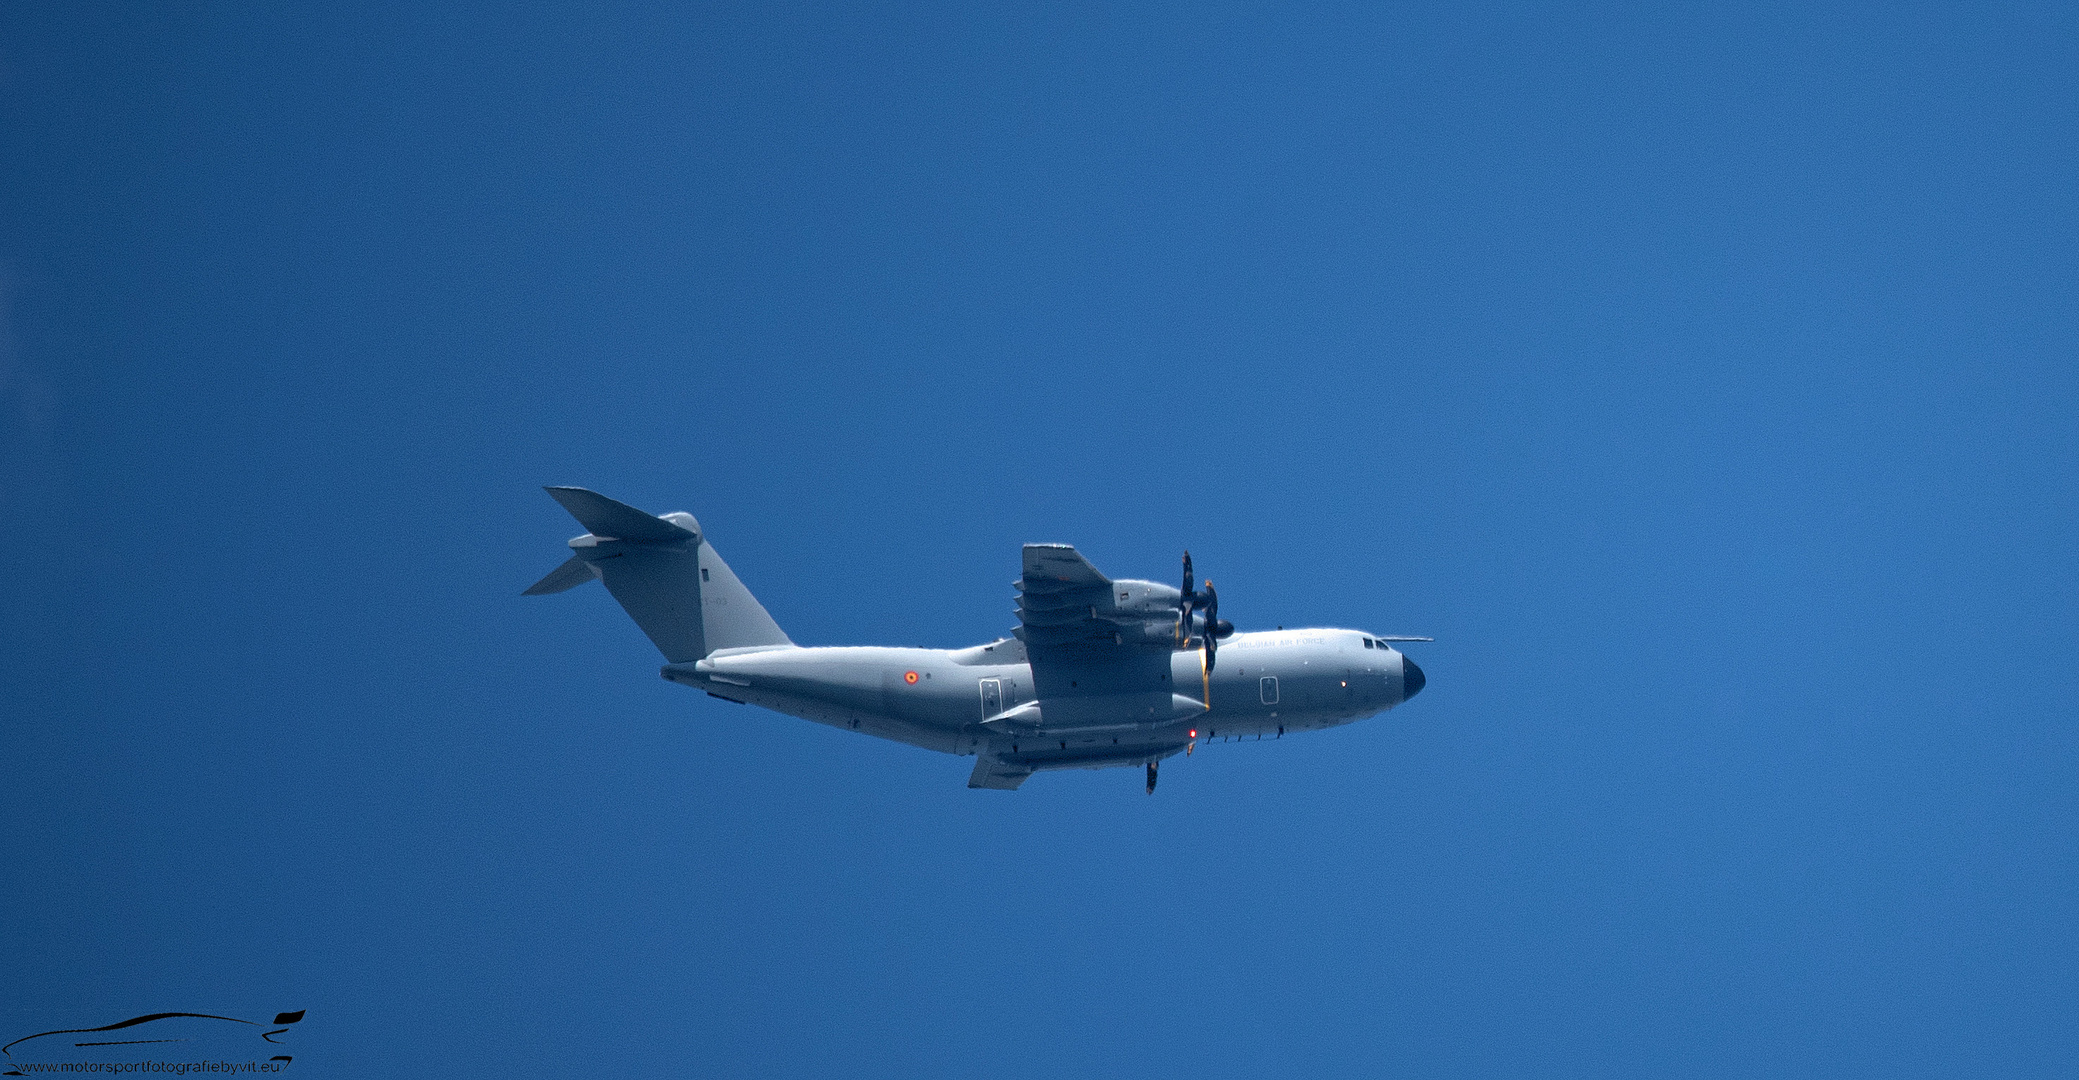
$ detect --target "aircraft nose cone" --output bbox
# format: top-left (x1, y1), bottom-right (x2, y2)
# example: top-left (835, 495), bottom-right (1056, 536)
top-left (1402, 656), bottom-right (1425, 702)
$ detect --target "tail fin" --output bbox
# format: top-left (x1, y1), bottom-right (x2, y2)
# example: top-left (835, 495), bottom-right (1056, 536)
top-left (525, 487), bottom-right (792, 663)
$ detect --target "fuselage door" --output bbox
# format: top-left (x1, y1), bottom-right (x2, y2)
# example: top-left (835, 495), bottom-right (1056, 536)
top-left (980, 678), bottom-right (1003, 719)
top-left (1260, 676), bottom-right (1279, 705)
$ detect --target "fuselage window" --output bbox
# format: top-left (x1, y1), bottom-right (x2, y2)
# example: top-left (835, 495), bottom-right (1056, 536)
top-left (1260, 676), bottom-right (1279, 705)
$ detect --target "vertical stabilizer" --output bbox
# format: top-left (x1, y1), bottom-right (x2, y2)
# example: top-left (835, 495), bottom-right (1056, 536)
top-left (526, 487), bottom-right (791, 662)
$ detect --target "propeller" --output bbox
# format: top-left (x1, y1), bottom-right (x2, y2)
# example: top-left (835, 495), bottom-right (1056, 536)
top-left (1176, 552), bottom-right (1196, 645)
top-left (1176, 552), bottom-right (1237, 703)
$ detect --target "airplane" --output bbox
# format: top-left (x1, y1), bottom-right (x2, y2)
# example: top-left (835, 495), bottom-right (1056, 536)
top-left (525, 487), bottom-right (1428, 792)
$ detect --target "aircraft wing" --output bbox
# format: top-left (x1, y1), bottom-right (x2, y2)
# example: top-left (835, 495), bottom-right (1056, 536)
top-left (968, 754), bottom-right (1033, 790)
top-left (1014, 544), bottom-right (1179, 707)
top-left (1014, 544), bottom-right (1114, 652)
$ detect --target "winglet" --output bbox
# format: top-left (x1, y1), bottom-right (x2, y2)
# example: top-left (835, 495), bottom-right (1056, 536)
top-left (543, 487), bottom-right (696, 543)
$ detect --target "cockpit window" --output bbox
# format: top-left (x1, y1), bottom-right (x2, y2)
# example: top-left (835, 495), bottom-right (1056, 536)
top-left (1362, 637), bottom-right (1375, 648)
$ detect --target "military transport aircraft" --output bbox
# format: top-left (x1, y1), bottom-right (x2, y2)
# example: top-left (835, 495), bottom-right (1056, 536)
top-left (526, 487), bottom-right (1427, 792)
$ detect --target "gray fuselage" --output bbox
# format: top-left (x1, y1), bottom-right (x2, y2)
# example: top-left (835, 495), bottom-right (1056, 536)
top-left (663, 628), bottom-right (1422, 771)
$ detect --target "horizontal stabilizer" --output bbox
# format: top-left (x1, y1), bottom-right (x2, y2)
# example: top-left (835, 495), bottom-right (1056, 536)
top-left (523, 555), bottom-right (599, 595)
top-left (544, 487), bottom-right (695, 543)
top-left (529, 485), bottom-right (789, 664)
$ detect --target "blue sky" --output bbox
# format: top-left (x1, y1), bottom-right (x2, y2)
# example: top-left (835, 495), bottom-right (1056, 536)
top-left (3, 3), bottom-right (2074, 1077)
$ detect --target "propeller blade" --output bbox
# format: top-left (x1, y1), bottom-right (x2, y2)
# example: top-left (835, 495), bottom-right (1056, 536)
top-left (1179, 555), bottom-right (1228, 684)
top-left (1177, 551), bottom-right (1196, 645)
